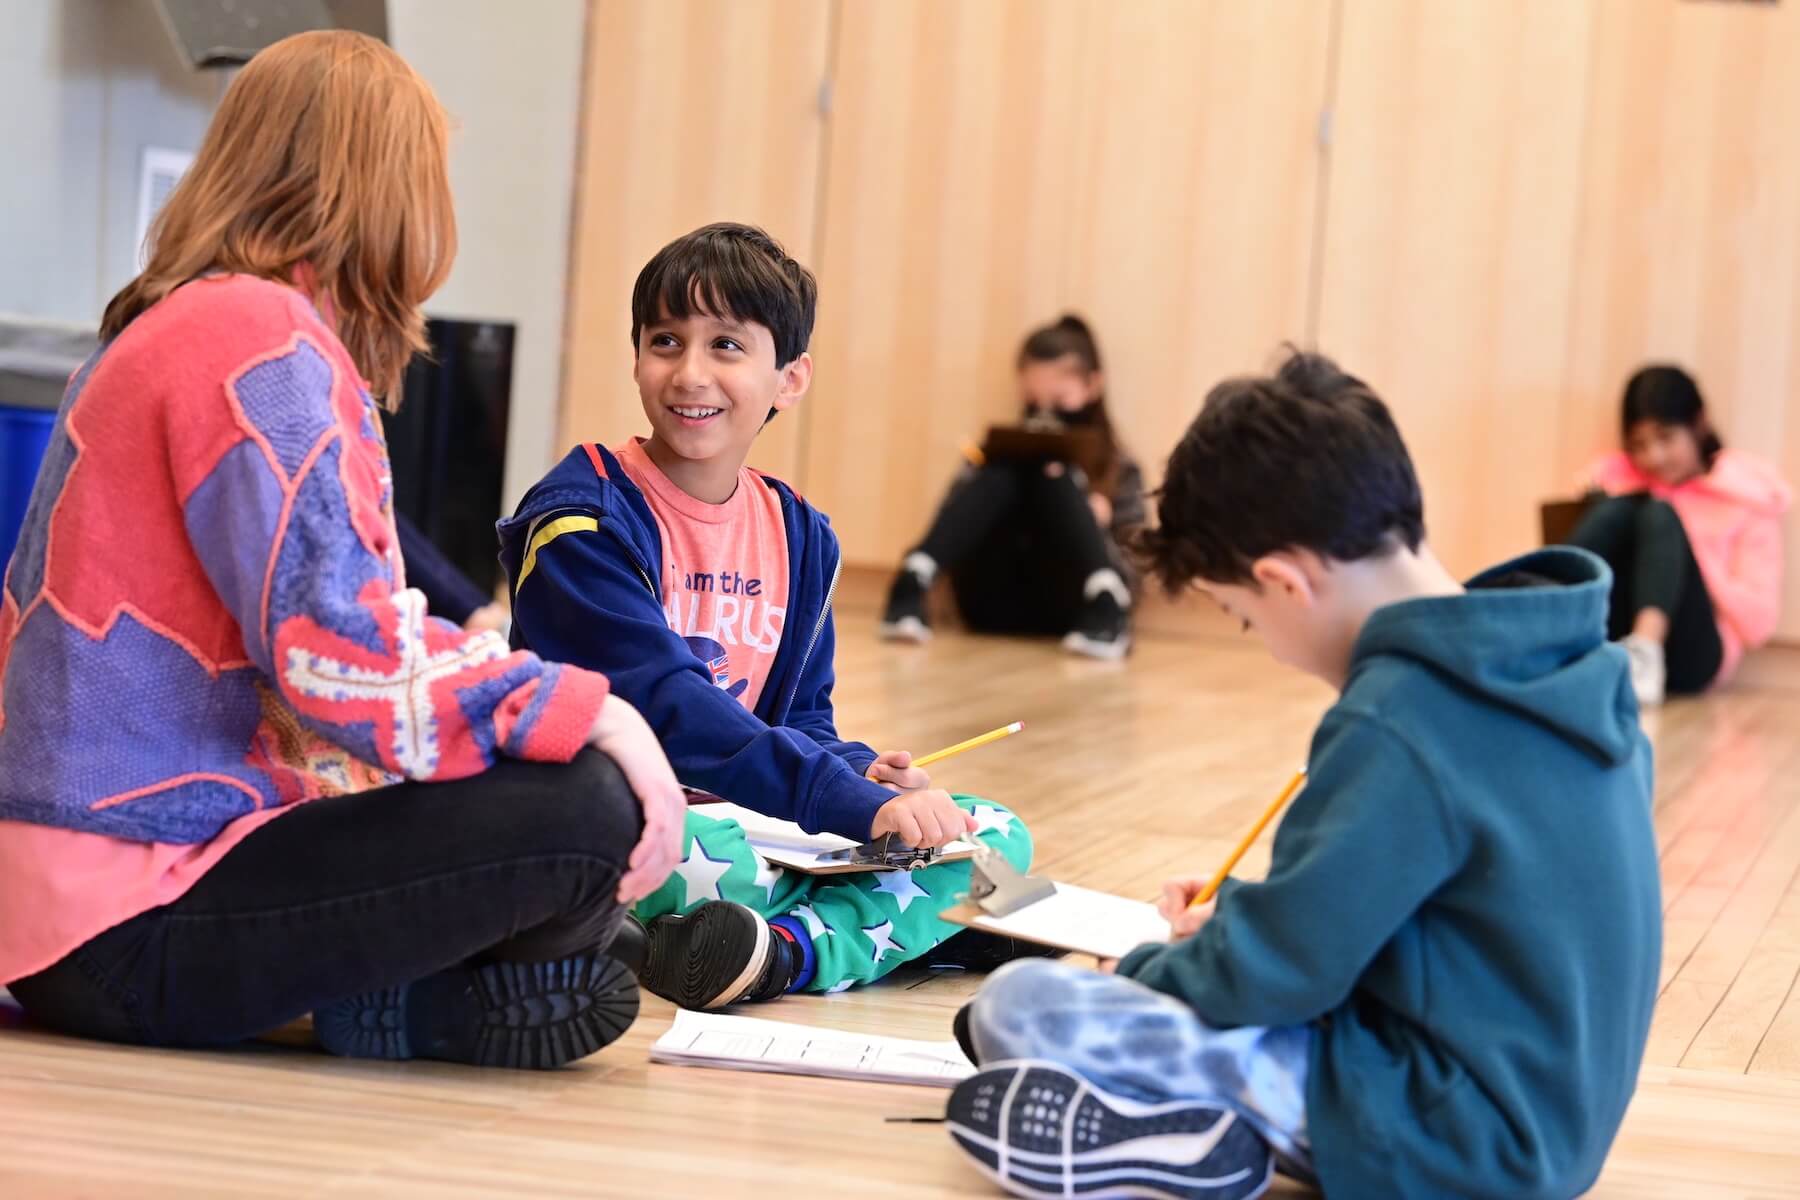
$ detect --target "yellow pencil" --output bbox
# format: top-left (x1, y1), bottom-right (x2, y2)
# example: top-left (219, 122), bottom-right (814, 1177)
top-left (913, 721), bottom-right (1025, 770)
top-left (1192, 768), bottom-right (1307, 907)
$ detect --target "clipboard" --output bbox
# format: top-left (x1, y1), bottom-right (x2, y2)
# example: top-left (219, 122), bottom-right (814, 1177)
top-left (942, 845), bottom-right (1171, 960)
top-left (980, 424), bottom-right (1108, 482)
top-left (699, 802), bottom-right (977, 876)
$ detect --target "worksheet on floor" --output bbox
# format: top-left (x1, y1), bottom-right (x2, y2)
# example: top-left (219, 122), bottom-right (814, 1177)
top-left (650, 1009), bottom-right (975, 1088)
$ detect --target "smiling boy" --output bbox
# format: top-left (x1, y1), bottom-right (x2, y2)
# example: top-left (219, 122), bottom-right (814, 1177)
top-left (500, 224), bottom-right (1033, 1008)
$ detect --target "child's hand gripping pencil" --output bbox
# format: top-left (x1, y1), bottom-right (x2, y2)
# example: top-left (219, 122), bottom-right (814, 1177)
top-left (866, 721), bottom-right (1026, 791)
top-left (866, 722), bottom-right (1026, 850)
top-left (1152, 768), bottom-right (1310, 942)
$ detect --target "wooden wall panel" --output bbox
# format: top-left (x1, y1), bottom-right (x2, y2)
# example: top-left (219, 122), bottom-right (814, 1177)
top-left (1061, 1), bottom-right (1331, 498)
top-left (1560, 0), bottom-right (1800, 640)
top-left (803, 0), bottom-right (1331, 566)
top-left (800, 0), bottom-right (1090, 563)
top-left (558, 0), bottom-right (830, 481)
top-left (559, 0), bottom-right (1797, 641)
top-left (1315, 0), bottom-right (1596, 577)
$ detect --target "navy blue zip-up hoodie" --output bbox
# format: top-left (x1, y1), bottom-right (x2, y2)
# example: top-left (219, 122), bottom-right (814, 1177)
top-left (498, 444), bottom-right (895, 840)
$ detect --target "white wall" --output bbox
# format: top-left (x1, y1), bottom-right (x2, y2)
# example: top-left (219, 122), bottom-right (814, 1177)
top-left (0, 0), bottom-right (586, 509)
top-left (388, 0), bottom-right (587, 509)
top-left (0, 1), bottom-right (217, 323)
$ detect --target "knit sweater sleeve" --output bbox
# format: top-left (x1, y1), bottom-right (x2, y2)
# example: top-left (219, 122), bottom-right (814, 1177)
top-left (173, 322), bottom-right (606, 779)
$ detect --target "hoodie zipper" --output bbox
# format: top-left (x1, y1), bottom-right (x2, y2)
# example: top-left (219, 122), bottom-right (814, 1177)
top-left (785, 553), bottom-right (841, 712)
top-left (603, 525), bottom-right (658, 597)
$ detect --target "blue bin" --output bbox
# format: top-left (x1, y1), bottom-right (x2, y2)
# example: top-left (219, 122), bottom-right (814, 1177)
top-left (0, 405), bottom-right (57, 567)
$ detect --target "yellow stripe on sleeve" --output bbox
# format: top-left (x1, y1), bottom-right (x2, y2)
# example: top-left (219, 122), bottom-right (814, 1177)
top-left (516, 514), bottom-right (599, 593)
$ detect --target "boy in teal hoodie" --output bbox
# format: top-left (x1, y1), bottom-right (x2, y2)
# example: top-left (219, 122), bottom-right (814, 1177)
top-left (944, 351), bottom-right (1661, 1200)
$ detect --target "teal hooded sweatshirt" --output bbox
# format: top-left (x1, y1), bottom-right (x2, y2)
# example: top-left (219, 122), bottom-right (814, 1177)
top-left (1117, 547), bottom-right (1661, 1199)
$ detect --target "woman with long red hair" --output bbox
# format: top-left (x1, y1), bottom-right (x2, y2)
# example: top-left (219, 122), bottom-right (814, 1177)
top-left (0, 31), bottom-right (682, 1069)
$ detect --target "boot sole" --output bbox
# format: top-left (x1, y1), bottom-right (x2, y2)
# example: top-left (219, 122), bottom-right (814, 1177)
top-left (315, 953), bottom-right (639, 1069)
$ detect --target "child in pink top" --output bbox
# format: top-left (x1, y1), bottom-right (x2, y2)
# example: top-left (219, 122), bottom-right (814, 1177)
top-left (0, 31), bottom-right (683, 1070)
top-left (1570, 365), bottom-right (1791, 704)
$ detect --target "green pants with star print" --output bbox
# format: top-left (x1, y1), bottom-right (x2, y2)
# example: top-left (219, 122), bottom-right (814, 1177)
top-left (631, 795), bottom-right (1033, 993)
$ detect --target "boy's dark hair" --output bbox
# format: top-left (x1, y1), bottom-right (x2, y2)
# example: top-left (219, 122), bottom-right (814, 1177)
top-left (1137, 348), bottom-right (1425, 591)
top-left (1621, 364), bottom-right (1721, 468)
top-left (630, 222), bottom-right (817, 368)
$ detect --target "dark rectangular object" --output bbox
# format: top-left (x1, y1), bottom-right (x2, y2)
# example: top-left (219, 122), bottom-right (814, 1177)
top-left (154, 0), bottom-right (387, 69)
top-left (1540, 497), bottom-right (1597, 547)
top-left (980, 425), bottom-right (1108, 482)
top-left (386, 319), bottom-right (514, 597)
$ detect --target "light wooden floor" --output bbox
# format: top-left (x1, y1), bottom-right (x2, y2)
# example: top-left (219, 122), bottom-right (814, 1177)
top-left (4, 603), bottom-right (1800, 1198)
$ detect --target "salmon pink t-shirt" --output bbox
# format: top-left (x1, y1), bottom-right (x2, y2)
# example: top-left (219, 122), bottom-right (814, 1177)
top-left (613, 439), bottom-right (790, 711)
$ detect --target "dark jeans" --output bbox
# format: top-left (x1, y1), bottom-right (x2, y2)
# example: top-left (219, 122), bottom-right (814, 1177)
top-left (917, 461), bottom-right (1118, 636)
top-left (9, 751), bottom-right (640, 1048)
top-left (1567, 493), bottom-right (1723, 693)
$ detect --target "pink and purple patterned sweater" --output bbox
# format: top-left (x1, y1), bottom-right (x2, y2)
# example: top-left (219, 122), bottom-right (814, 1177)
top-left (0, 274), bottom-right (608, 848)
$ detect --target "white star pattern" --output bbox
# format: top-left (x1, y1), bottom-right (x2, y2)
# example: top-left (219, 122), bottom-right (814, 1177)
top-left (827, 980), bottom-right (856, 994)
top-left (969, 804), bottom-right (1017, 838)
top-left (871, 869), bottom-right (932, 913)
top-left (750, 853), bottom-right (783, 905)
top-left (863, 919), bottom-right (904, 964)
top-left (282, 590), bottom-right (509, 777)
top-left (789, 904), bottom-right (832, 938)
top-left (673, 837), bottom-right (734, 905)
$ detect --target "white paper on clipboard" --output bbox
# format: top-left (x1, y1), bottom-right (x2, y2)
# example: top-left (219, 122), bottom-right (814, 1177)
top-left (944, 883), bottom-right (1171, 961)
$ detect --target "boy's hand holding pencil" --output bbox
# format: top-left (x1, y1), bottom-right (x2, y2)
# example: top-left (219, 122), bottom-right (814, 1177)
top-left (865, 722), bottom-right (1026, 792)
top-left (866, 749), bottom-right (931, 791)
top-left (863, 722), bottom-right (1026, 847)
top-left (1157, 881), bottom-right (1220, 940)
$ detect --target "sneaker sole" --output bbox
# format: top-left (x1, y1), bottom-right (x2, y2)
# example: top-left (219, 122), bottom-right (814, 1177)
top-left (315, 953), bottom-right (639, 1069)
top-left (879, 616), bottom-right (933, 644)
top-left (946, 1061), bottom-right (1272, 1200)
top-left (1062, 631), bottom-right (1131, 661)
top-left (643, 903), bottom-right (772, 1009)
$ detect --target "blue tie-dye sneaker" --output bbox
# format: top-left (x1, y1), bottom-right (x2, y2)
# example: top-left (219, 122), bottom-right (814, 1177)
top-left (946, 1060), bottom-right (1274, 1199)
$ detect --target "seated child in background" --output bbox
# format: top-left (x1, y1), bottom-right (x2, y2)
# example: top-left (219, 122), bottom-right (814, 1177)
top-left (943, 351), bottom-right (1661, 1200)
top-left (501, 223), bottom-right (1033, 1009)
top-left (879, 315), bottom-right (1145, 660)
top-left (1569, 364), bottom-right (1790, 706)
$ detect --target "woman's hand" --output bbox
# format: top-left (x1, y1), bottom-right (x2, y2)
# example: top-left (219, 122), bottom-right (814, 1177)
top-left (588, 695), bottom-right (685, 903)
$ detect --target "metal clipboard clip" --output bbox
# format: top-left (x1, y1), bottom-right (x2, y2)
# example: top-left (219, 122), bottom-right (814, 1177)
top-left (815, 833), bottom-right (940, 872)
top-left (965, 843), bottom-right (1057, 917)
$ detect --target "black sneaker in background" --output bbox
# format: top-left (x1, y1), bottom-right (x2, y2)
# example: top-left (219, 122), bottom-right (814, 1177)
top-left (314, 951), bottom-right (639, 1069)
top-left (1061, 590), bottom-right (1131, 660)
top-left (635, 901), bottom-right (801, 1009)
top-left (879, 566), bottom-right (933, 644)
top-left (919, 928), bottom-right (1065, 973)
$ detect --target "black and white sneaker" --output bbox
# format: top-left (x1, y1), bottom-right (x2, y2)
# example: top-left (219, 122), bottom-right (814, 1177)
top-left (879, 556), bottom-right (935, 644)
top-left (628, 901), bottom-right (801, 1009)
top-left (313, 951), bottom-right (639, 1070)
top-left (946, 1061), bottom-right (1273, 1200)
top-left (1062, 590), bottom-right (1131, 660)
